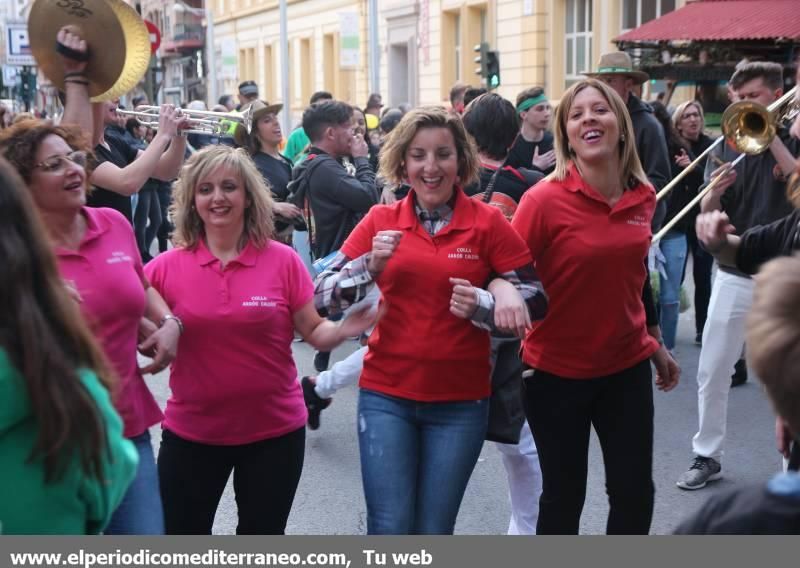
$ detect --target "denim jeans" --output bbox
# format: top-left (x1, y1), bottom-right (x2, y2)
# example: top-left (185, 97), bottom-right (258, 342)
top-left (134, 183), bottom-right (162, 262)
top-left (104, 430), bottom-right (164, 535)
top-left (659, 231), bottom-right (688, 351)
top-left (358, 388), bottom-right (489, 534)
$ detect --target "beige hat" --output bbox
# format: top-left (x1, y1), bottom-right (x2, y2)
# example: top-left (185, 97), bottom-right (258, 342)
top-left (583, 51), bottom-right (649, 84)
top-left (234, 99), bottom-right (283, 146)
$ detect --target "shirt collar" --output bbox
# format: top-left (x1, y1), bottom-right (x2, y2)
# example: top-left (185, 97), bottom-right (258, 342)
top-left (195, 236), bottom-right (260, 267)
top-left (397, 186), bottom-right (475, 232)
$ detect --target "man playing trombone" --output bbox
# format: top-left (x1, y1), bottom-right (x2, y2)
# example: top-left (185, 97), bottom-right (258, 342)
top-left (677, 61), bottom-right (799, 491)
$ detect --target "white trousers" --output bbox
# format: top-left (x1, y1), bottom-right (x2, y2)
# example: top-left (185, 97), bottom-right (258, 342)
top-left (315, 346), bottom-right (366, 399)
top-left (692, 270), bottom-right (754, 462)
top-left (494, 421), bottom-right (541, 535)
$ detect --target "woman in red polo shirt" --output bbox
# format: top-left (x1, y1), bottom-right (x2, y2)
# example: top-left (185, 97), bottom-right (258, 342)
top-left (0, 121), bottom-right (182, 535)
top-left (144, 146), bottom-right (375, 534)
top-left (511, 78), bottom-right (680, 535)
top-left (314, 106), bottom-right (549, 534)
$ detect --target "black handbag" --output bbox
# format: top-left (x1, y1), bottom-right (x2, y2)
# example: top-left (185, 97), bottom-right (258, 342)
top-left (485, 336), bottom-right (526, 444)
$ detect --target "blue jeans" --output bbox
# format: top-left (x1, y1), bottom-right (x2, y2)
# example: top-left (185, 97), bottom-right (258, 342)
top-left (358, 388), bottom-right (489, 534)
top-left (659, 231), bottom-right (687, 351)
top-left (105, 430), bottom-right (164, 535)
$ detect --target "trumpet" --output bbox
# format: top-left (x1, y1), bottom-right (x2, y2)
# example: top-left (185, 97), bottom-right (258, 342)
top-left (117, 105), bottom-right (253, 136)
top-left (652, 86), bottom-right (799, 244)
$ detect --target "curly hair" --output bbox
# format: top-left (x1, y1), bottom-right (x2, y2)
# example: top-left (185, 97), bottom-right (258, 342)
top-left (171, 145), bottom-right (275, 250)
top-left (0, 120), bottom-right (93, 184)
top-left (378, 106), bottom-right (479, 188)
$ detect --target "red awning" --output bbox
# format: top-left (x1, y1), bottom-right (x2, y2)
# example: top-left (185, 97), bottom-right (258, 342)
top-left (615, 0), bottom-right (800, 43)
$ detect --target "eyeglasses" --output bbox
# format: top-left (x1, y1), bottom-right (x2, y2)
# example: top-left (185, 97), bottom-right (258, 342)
top-left (682, 112), bottom-right (701, 120)
top-left (33, 151), bottom-right (87, 173)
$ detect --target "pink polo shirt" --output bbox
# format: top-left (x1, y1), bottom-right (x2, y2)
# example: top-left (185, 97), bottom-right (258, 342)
top-left (144, 239), bottom-right (311, 445)
top-left (55, 207), bottom-right (163, 438)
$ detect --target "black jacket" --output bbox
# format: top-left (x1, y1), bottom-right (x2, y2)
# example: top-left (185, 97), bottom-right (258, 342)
top-left (287, 148), bottom-right (378, 258)
top-left (736, 209), bottom-right (800, 275)
top-left (664, 133), bottom-right (715, 234)
top-left (628, 95), bottom-right (671, 231)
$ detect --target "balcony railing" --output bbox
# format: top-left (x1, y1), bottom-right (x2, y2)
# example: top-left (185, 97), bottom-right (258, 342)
top-left (162, 24), bottom-right (205, 54)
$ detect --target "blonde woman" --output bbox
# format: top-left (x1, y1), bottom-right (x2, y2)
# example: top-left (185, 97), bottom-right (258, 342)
top-left (315, 107), bottom-right (548, 534)
top-left (144, 146), bottom-right (375, 534)
top-left (671, 100), bottom-right (715, 345)
top-left (511, 79), bottom-right (680, 534)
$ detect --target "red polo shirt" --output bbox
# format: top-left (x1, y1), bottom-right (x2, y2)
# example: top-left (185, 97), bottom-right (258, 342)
top-left (341, 187), bottom-right (532, 401)
top-left (511, 164), bottom-right (659, 379)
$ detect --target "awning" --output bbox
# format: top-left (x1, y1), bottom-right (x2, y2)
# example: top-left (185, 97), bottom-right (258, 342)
top-left (615, 0), bottom-right (800, 43)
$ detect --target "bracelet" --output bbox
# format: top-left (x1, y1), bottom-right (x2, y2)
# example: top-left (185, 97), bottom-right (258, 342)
top-left (159, 314), bottom-right (184, 334)
top-left (63, 71), bottom-right (87, 79)
top-left (64, 79), bottom-right (89, 86)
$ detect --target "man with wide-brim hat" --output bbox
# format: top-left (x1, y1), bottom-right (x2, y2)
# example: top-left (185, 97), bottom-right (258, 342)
top-left (233, 99), bottom-right (283, 148)
top-left (583, 51), bottom-right (670, 232)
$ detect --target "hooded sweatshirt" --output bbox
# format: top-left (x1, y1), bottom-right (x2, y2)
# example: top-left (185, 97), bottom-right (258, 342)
top-left (288, 147), bottom-right (378, 259)
top-left (0, 349), bottom-right (138, 534)
top-left (628, 94), bottom-right (671, 232)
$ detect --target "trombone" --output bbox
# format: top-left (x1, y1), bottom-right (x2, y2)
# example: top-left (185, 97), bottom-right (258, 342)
top-left (652, 86), bottom-right (799, 244)
top-left (117, 105), bottom-right (253, 136)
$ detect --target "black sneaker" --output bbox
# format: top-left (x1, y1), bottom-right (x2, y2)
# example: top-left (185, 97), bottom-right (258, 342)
top-left (301, 376), bottom-right (332, 430)
top-left (314, 351), bottom-right (331, 373)
top-left (731, 359), bottom-right (748, 387)
top-left (695, 333), bottom-right (702, 346)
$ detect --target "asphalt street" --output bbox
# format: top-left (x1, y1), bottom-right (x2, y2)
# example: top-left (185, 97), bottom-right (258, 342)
top-left (144, 278), bottom-right (781, 535)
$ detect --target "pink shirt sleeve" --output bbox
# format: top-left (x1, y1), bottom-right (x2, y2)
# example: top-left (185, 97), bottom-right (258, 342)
top-left (285, 247), bottom-right (314, 312)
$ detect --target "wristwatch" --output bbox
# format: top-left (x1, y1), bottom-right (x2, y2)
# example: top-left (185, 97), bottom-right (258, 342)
top-left (160, 314), bottom-right (184, 334)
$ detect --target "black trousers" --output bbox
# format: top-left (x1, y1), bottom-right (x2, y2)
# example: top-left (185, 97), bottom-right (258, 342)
top-left (684, 230), bottom-right (714, 336)
top-left (158, 427), bottom-right (305, 535)
top-left (134, 183), bottom-right (162, 262)
top-left (523, 359), bottom-right (655, 535)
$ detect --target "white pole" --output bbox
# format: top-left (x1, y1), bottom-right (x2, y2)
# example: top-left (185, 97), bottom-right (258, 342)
top-left (368, 0), bottom-right (379, 95)
top-left (205, 2), bottom-right (218, 105)
top-left (279, 0), bottom-right (290, 134)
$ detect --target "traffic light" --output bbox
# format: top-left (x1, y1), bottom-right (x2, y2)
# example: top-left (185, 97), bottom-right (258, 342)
top-left (486, 50), bottom-right (500, 89)
top-left (473, 42), bottom-right (489, 82)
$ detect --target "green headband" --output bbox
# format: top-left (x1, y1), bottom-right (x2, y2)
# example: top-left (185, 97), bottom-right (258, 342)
top-left (517, 94), bottom-right (548, 113)
top-left (597, 66), bottom-right (634, 74)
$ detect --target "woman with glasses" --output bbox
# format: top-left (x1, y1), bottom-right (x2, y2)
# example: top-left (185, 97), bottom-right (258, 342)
top-left (0, 121), bottom-right (181, 535)
top-left (671, 101), bottom-right (715, 345)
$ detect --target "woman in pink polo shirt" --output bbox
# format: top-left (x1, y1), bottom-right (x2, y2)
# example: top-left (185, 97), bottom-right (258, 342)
top-left (510, 79), bottom-right (680, 534)
top-left (0, 121), bottom-right (182, 535)
top-left (314, 106), bottom-right (549, 534)
top-left (144, 145), bottom-right (375, 534)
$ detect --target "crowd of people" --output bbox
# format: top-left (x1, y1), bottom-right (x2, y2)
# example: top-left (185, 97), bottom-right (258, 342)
top-left (1, 24), bottom-right (799, 535)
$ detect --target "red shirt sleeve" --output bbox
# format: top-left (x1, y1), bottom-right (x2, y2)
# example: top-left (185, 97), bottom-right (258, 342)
top-left (341, 209), bottom-right (378, 259)
top-left (511, 188), bottom-right (550, 261)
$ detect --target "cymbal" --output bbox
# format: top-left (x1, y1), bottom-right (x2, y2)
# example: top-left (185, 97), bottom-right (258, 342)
top-left (28, 0), bottom-right (151, 102)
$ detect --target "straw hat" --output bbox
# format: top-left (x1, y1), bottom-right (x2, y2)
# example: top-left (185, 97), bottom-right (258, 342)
top-left (583, 51), bottom-right (649, 84)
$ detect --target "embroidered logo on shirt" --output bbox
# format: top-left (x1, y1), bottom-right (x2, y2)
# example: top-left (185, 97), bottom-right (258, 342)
top-left (242, 295), bottom-right (277, 308)
top-left (106, 251), bottom-right (133, 264)
top-left (448, 247), bottom-right (480, 261)
top-left (627, 215), bottom-right (649, 227)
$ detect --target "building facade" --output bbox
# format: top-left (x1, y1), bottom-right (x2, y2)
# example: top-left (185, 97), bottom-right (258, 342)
top-left (208, 0), bottom-right (687, 123)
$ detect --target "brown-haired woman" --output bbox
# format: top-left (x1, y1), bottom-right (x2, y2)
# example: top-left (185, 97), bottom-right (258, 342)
top-left (144, 145), bottom-right (375, 534)
top-left (236, 100), bottom-right (304, 244)
top-left (0, 157), bottom-right (137, 534)
top-left (511, 78), bottom-right (680, 534)
top-left (0, 120), bottom-right (181, 535)
top-left (315, 106), bottom-right (548, 534)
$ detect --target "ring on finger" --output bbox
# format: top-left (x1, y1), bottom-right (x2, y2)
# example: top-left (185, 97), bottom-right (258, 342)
top-left (381, 235), bottom-right (392, 243)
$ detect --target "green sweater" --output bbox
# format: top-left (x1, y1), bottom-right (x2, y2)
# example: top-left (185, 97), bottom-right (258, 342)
top-left (0, 349), bottom-right (138, 534)
top-left (283, 126), bottom-right (310, 165)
